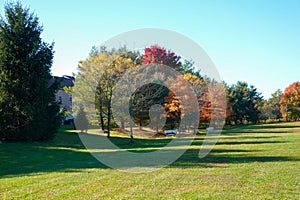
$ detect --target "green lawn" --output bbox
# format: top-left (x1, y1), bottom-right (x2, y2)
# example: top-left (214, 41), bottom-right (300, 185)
top-left (1, 122), bottom-right (300, 199)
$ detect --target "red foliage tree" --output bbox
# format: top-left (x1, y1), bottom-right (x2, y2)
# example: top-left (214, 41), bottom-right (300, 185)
top-left (141, 45), bottom-right (182, 71)
top-left (139, 45), bottom-right (227, 130)
top-left (280, 81), bottom-right (300, 121)
top-left (137, 45), bottom-right (183, 130)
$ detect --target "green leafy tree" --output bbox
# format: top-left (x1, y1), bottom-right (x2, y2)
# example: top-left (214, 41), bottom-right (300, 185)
top-left (268, 89), bottom-right (283, 120)
top-left (258, 89), bottom-right (282, 121)
top-left (0, 3), bottom-right (60, 141)
top-left (74, 47), bottom-right (139, 137)
top-left (257, 100), bottom-right (269, 122)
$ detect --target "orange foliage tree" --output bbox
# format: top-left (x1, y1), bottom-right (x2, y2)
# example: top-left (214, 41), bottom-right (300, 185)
top-left (280, 82), bottom-right (300, 121)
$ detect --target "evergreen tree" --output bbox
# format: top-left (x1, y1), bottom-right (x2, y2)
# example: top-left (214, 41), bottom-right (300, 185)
top-left (227, 82), bottom-right (262, 124)
top-left (0, 3), bottom-right (60, 141)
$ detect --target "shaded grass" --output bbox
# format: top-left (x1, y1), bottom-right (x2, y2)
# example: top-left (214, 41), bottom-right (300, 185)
top-left (0, 123), bottom-right (300, 199)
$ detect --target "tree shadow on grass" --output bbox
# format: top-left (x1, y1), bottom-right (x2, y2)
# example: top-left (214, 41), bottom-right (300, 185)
top-left (0, 125), bottom-right (298, 177)
top-left (169, 132), bottom-right (298, 168)
top-left (222, 128), bottom-right (289, 134)
top-left (0, 128), bottom-right (109, 178)
top-left (170, 148), bottom-right (300, 169)
top-left (0, 129), bottom-right (175, 178)
top-left (247, 124), bottom-right (300, 129)
top-left (190, 137), bottom-right (287, 146)
top-left (226, 130), bottom-right (289, 134)
top-left (222, 123), bottom-right (300, 134)
top-left (219, 135), bottom-right (282, 140)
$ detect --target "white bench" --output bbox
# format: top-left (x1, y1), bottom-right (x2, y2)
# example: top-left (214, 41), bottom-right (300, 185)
top-left (164, 130), bottom-right (179, 136)
top-left (206, 127), bottom-right (214, 131)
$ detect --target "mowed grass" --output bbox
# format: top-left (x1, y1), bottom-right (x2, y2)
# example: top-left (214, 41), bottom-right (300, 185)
top-left (0, 122), bottom-right (300, 199)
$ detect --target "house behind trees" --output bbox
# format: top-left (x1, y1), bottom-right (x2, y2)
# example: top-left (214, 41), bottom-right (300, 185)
top-left (49, 75), bottom-right (74, 114)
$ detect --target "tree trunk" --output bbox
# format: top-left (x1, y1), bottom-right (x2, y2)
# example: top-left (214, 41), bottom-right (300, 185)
top-left (99, 107), bottom-right (105, 132)
top-left (129, 112), bottom-right (134, 143)
top-left (139, 120), bottom-right (142, 130)
top-left (129, 100), bottom-right (134, 143)
top-left (121, 119), bottom-right (125, 129)
top-left (107, 99), bottom-right (111, 138)
top-left (107, 108), bottom-right (111, 138)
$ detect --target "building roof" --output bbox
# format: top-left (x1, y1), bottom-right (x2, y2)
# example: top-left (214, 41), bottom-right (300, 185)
top-left (49, 75), bottom-right (75, 89)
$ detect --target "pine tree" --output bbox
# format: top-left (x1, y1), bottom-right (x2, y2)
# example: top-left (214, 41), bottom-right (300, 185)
top-left (0, 2), bottom-right (60, 141)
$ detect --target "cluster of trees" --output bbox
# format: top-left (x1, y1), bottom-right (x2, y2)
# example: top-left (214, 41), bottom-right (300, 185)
top-left (73, 45), bottom-right (208, 138)
top-left (0, 3), bottom-right (61, 141)
top-left (225, 81), bottom-right (300, 124)
top-left (225, 84), bottom-right (283, 125)
top-left (258, 89), bottom-right (282, 122)
top-left (74, 43), bottom-right (300, 138)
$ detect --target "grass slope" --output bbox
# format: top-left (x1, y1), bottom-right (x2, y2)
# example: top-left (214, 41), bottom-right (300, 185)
top-left (0, 122), bottom-right (299, 199)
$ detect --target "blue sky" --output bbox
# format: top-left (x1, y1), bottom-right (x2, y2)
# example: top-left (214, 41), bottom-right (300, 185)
top-left (0, 0), bottom-right (299, 98)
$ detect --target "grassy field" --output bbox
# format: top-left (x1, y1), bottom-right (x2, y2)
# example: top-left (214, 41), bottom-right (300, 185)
top-left (1, 122), bottom-right (299, 199)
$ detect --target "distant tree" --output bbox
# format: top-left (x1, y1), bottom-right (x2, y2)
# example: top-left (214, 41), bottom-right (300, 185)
top-left (257, 100), bottom-right (269, 122)
top-left (74, 106), bottom-right (89, 133)
top-left (0, 3), bottom-right (60, 141)
top-left (227, 82), bottom-right (248, 124)
top-left (247, 85), bottom-right (263, 123)
top-left (258, 89), bottom-right (282, 122)
top-left (180, 59), bottom-right (201, 77)
top-left (280, 82), bottom-right (300, 121)
top-left (223, 82), bottom-right (233, 125)
top-left (227, 82), bottom-right (262, 124)
top-left (268, 89), bottom-right (283, 120)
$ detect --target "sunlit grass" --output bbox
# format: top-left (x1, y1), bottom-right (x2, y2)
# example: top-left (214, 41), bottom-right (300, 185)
top-left (0, 122), bottom-right (299, 199)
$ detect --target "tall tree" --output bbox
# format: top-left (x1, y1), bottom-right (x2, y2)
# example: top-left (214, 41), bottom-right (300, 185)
top-left (0, 3), bottom-right (60, 141)
top-left (280, 82), bottom-right (300, 121)
top-left (139, 45), bottom-right (184, 130)
top-left (246, 85), bottom-right (262, 123)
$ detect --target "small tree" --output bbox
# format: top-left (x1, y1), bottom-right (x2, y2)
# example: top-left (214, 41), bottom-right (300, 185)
top-left (74, 106), bottom-right (89, 133)
top-left (0, 3), bottom-right (60, 141)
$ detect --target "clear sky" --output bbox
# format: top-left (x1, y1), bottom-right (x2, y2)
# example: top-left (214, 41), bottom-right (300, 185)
top-left (0, 0), bottom-right (299, 99)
